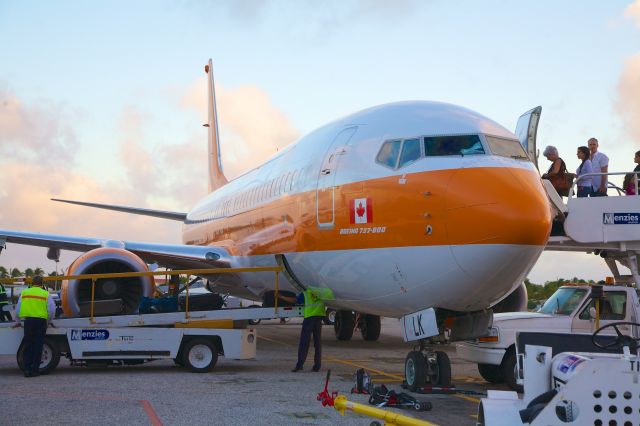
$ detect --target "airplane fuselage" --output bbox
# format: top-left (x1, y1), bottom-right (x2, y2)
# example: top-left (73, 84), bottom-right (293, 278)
top-left (182, 101), bottom-right (551, 318)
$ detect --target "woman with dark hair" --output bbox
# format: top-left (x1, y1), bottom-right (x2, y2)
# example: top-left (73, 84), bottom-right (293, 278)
top-left (623, 173), bottom-right (636, 195)
top-left (575, 146), bottom-right (593, 198)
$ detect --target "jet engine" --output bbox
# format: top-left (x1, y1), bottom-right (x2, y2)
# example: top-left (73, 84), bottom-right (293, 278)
top-left (61, 248), bottom-right (155, 317)
top-left (490, 282), bottom-right (528, 313)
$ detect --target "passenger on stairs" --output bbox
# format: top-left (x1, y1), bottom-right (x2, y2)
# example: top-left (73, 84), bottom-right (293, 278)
top-left (634, 150), bottom-right (640, 173)
top-left (542, 145), bottom-right (569, 197)
top-left (623, 173), bottom-right (637, 196)
top-left (588, 138), bottom-right (609, 197)
top-left (575, 146), bottom-right (593, 198)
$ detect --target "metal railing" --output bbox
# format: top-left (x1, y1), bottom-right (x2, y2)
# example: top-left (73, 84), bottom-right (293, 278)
top-left (0, 266), bottom-right (283, 324)
top-left (571, 171), bottom-right (639, 197)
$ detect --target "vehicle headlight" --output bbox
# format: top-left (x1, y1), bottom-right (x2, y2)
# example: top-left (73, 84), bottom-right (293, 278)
top-left (478, 326), bottom-right (499, 343)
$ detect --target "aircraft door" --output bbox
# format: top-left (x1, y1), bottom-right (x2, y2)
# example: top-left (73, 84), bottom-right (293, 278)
top-left (316, 126), bottom-right (358, 228)
top-left (514, 106), bottom-right (542, 169)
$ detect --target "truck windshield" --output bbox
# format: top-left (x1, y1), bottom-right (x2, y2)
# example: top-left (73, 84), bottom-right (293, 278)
top-left (538, 288), bottom-right (587, 315)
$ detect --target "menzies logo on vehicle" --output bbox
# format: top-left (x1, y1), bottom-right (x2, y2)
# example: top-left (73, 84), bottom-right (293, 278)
top-left (70, 329), bottom-right (110, 341)
top-left (603, 213), bottom-right (640, 225)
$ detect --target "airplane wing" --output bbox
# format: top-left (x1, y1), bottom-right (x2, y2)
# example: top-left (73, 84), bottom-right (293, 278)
top-left (0, 229), bottom-right (230, 270)
top-left (51, 198), bottom-right (188, 221)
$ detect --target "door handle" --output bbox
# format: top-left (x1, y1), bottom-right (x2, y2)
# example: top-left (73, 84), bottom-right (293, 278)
top-left (321, 169), bottom-right (331, 175)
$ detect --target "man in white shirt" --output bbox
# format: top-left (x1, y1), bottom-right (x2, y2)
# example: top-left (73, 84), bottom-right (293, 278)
top-left (588, 138), bottom-right (609, 196)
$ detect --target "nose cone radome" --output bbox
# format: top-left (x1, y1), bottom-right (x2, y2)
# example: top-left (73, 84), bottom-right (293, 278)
top-left (443, 166), bottom-right (551, 310)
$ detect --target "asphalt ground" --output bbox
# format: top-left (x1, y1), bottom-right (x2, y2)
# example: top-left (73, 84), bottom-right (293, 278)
top-left (0, 318), bottom-right (508, 426)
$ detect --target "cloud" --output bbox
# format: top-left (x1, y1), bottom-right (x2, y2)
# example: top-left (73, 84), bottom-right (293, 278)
top-left (181, 77), bottom-right (299, 179)
top-left (0, 84), bottom-right (79, 164)
top-left (615, 53), bottom-right (640, 145)
top-left (625, 0), bottom-right (640, 27)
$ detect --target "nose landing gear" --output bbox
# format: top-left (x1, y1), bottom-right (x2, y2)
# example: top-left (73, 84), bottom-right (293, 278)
top-left (404, 342), bottom-right (452, 391)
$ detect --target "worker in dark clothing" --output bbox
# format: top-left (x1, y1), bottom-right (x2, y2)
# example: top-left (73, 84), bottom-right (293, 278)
top-left (279, 288), bottom-right (327, 372)
top-left (0, 282), bottom-right (12, 321)
top-left (13, 275), bottom-right (56, 377)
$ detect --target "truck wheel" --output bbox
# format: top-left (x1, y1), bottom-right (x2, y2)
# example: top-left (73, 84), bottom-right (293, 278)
top-left (334, 310), bottom-right (354, 341)
top-left (405, 351), bottom-right (427, 391)
top-left (247, 305), bottom-right (261, 325)
top-left (478, 363), bottom-right (505, 384)
top-left (323, 309), bottom-right (336, 325)
top-left (182, 338), bottom-right (218, 373)
top-left (429, 350), bottom-right (452, 387)
top-left (360, 314), bottom-right (381, 341)
top-left (501, 346), bottom-right (523, 392)
top-left (17, 338), bottom-right (60, 375)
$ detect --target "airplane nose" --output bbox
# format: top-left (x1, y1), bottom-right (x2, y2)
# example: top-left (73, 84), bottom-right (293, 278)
top-left (443, 166), bottom-right (551, 309)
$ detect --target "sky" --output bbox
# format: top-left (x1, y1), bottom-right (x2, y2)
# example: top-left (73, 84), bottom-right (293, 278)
top-left (0, 0), bottom-right (639, 283)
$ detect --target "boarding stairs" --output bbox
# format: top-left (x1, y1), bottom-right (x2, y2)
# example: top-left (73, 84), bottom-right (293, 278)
top-left (544, 171), bottom-right (640, 285)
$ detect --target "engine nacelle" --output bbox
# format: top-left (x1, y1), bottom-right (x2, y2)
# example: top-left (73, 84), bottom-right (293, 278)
top-left (61, 248), bottom-right (155, 317)
top-left (491, 282), bottom-right (528, 313)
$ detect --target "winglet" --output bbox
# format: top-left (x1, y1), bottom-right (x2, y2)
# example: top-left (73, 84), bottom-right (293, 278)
top-left (205, 59), bottom-right (228, 192)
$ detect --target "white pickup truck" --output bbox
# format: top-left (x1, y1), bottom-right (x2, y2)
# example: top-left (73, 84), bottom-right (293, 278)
top-left (456, 284), bottom-right (640, 390)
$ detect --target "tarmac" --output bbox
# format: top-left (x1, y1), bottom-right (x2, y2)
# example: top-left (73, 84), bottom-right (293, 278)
top-left (0, 318), bottom-right (508, 425)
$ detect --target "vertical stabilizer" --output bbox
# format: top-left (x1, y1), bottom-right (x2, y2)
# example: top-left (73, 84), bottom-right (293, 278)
top-left (205, 59), bottom-right (228, 192)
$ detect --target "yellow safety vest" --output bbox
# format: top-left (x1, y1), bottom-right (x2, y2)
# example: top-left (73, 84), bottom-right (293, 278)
top-left (303, 289), bottom-right (326, 318)
top-left (19, 286), bottom-right (49, 319)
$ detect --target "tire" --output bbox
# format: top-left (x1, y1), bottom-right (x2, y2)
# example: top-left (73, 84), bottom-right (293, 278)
top-left (334, 310), bottom-right (355, 341)
top-left (404, 351), bottom-right (427, 391)
top-left (182, 338), bottom-right (218, 373)
top-left (501, 346), bottom-right (523, 393)
top-left (478, 363), bottom-right (505, 384)
top-left (248, 305), bottom-right (261, 325)
top-left (323, 309), bottom-right (336, 325)
top-left (360, 315), bottom-right (381, 341)
top-left (17, 338), bottom-right (60, 375)
top-left (428, 350), bottom-right (451, 387)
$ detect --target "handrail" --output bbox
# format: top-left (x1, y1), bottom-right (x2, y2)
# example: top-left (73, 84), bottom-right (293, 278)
top-left (571, 170), bottom-right (639, 197)
top-left (1, 266), bottom-right (284, 324)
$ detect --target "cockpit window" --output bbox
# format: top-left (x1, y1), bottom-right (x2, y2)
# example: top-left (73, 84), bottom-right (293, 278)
top-left (485, 135), bottom-right (529, 159)
top-left (376, 140), bottom-right (401, 168)
top-left (423, 135), bottom-right (484, 156)
top-left (398, 138), bottom-right (421, 167)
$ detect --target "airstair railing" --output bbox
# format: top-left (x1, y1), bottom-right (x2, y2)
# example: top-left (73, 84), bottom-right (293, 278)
top-left (571, 171), bottom-right (639, 197)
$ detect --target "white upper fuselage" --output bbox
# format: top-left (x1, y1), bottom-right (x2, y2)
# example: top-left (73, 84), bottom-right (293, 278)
top-left (182, 101), bottom-right (552, 317)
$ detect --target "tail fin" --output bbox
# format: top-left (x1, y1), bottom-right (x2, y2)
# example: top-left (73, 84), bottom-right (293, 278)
top-left (205, 59), bottom-right (228, 192)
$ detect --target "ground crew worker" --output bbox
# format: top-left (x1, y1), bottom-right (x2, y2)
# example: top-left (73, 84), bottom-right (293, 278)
top-left (0, 282), bottom-right (12, 321)
top-left (280, 288), bottom-right (326, 372)
top-left (13, 275), bottom-right (55, 377)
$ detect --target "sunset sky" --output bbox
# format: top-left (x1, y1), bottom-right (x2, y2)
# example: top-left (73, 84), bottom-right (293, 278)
top-left (0, 1), bottom-right (639, 283)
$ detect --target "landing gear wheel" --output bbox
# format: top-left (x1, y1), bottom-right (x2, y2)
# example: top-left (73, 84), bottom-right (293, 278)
top-left (501, 346), bottom-right (523, 392)
top-left (405, 351), bottom-right (427, 391)
top-left (427, 350), bottom-right (451, 387)
top-left (182, 338), bottom-right (218, 373)
top-left (360, 315), bottom-right (381, 341)
top-left (17, 338), bottom-right (60, 375)
top-left (323, 309), bottom-right (336, 325)
top-left (477, 363), bottom-right (505, 384)
top-left (334, 310), bottom-right (355, 341)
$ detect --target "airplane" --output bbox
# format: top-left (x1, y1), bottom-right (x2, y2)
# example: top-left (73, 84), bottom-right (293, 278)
top-left (0, 60), bottom-right (551, 384)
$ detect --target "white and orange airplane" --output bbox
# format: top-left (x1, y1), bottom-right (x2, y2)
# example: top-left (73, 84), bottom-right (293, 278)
top-left (0, 60), bottom-right (551, 381)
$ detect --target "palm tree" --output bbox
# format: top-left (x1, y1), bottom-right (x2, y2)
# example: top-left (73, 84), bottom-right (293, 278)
top-left (0, 266), bottom-right (8, 278)
top-left (10, 268), bottom-right (22, 278)
top-left (24, 268), bottom-right (34, 277)
top-left (34, 267), bottom-right (44, 276)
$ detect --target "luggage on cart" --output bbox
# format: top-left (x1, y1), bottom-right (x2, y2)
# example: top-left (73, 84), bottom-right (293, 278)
top-left (139, 296), bottom-right (179, 314)
top-left (179, 293), bottom-right (225, 311)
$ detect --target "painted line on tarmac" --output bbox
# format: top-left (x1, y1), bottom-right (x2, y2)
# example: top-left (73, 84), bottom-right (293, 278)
top-left (454, 394), bottom-right (480, 403)
top-left (324, 357), bottom-right (405, 381)
top-left (258, 335), bottom-right (294, 346)
top-left (139, 400), bottom-right (163, 426)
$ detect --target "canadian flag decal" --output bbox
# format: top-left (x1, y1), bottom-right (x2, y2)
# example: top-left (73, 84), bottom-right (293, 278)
top-left (350, 198), bottom-right (373, 224)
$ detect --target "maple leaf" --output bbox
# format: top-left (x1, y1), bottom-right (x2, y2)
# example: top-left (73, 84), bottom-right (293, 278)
top-left (356, 202), bottom-right (365, 217)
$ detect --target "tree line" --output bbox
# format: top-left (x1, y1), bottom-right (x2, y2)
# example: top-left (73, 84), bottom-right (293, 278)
top-left (0, 266), bottom-right (61, 278)
top-left (525, 277), bottom-right (595, 309)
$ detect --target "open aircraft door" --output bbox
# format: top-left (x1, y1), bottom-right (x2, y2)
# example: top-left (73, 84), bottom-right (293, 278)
top-left (514, 106), bottom-right (541, 169)
top-left (316, 126), bottom-right (357, 228)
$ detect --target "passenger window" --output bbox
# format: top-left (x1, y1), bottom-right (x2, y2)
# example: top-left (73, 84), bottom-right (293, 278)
top-left (399, 138), bottom-right (421, 167)
top-left (578, 292), bottom-right (627, 320)
top-left (376, 140), bottom-right (401, 168)
top-left (485, 136), bottom-right (528, 159)
top-left (424, 135), bottom-right (484, 156)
